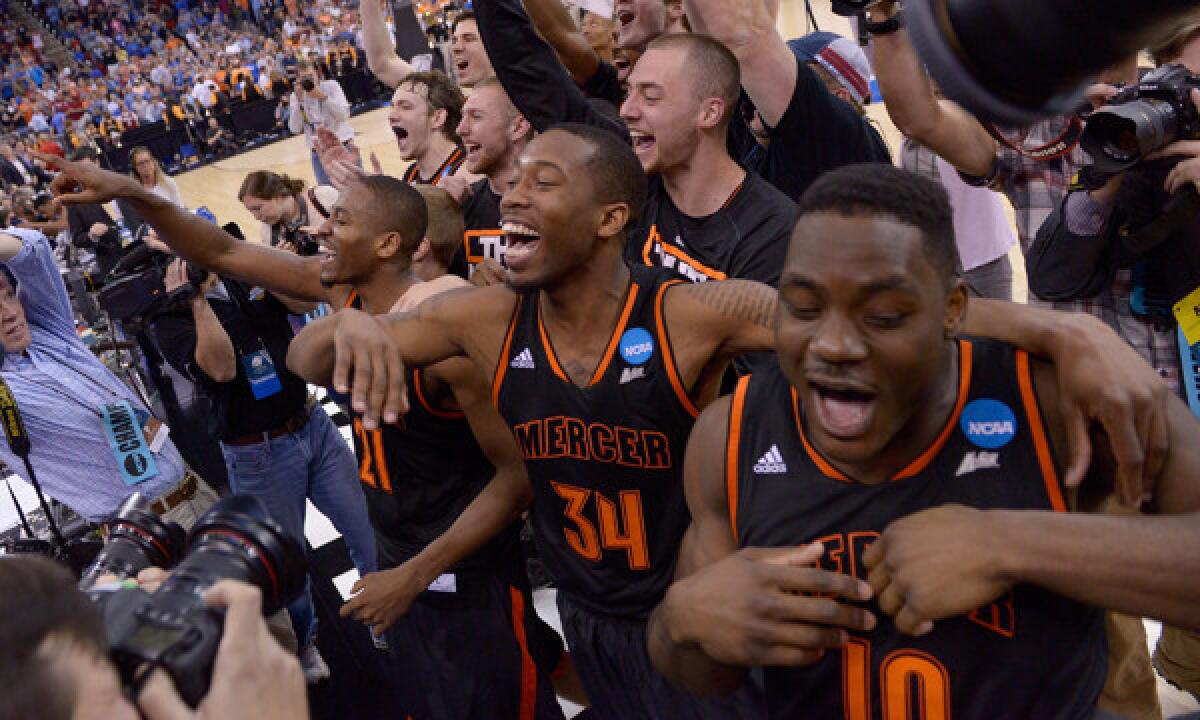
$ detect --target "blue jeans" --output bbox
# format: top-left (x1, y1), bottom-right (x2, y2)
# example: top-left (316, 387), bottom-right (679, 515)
top-left (222, 405), bottom-right (377, 648)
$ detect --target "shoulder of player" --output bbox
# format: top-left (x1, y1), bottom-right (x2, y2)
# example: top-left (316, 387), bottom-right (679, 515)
top-left (686, 394), bottom-right (735, 516)
top-left (727, 172), bottom-right (797, 228)
top-left (414, 282), bottom-right (517, 324)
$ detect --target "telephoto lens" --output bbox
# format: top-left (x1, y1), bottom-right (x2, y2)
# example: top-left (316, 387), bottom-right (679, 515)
top-left (79, 494), bottom-right (187, 593)
top-left (100, 495), bottom-right (306, 706)
top-left (1081, 64), bottom-right (1200, 174)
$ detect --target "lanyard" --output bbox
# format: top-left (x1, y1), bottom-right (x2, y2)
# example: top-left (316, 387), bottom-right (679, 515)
top-left (8, 357), bottom-right (122, 418)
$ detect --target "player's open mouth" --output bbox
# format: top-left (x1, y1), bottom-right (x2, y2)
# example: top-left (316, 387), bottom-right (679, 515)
top-left (808, 379), bottom-right (878, 440)
top-left (456, 59), bottom-right (470, 74)
top-left (392, 125), bottom-right (409, 142)
top-left (630, 131), bottom-right (655, 157)
top-left (464, 142), bottom-right (482, 160)
top-left (316, 240), bottom-right (338, 269)
top-left (617, 10), bottom-right (634, 28)
top-left (502, 220), bottom-right (540, 272)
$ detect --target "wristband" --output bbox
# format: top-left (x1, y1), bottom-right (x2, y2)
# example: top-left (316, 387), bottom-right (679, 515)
top-left (864, 10), bottom-right (904, 35)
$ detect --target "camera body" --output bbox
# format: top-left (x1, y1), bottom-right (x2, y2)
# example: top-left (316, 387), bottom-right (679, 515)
top-left (301, 77), bottom-right (316, 93)
top-left (1082, 64), bottom-right (1200, 174)
top-left (82, 495), bottom-right (305, 707)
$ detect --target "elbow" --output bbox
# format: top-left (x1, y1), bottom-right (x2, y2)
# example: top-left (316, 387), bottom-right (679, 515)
top-left (210, 364), bottom-right (237, 384)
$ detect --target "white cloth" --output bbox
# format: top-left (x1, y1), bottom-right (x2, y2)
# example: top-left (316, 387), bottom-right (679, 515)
top-left (287, 79), bottom-right (354, 146)
top-left (934, 156), bottom-right (1016, 271)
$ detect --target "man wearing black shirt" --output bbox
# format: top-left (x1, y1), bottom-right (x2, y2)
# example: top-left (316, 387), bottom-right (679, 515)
top-left (149, 254), bottom-right (378, 683)
top-left (389, 72), bottom-right (469, 187)
top-left (686, 0), bottom-right (891, 203)
top-left (474, 0), bottom-right (795, 288)
top-left (443, 77), bottom-right (533, 280)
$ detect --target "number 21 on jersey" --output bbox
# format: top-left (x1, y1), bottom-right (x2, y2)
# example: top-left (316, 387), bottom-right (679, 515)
top-left (551, 481), bottom-right (649, 570)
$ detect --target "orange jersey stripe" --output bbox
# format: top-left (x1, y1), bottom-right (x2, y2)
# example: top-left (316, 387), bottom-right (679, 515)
top-left (727, 375), bottom-right (751, 541)
top-left (1016, 350), bottom-right (1067, 512)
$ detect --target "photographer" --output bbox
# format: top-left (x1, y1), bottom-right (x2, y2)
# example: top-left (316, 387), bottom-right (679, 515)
top-left (237, 170), bottom-right (327, 252)
top-left (146, 247), bottom-right (378, 683)
top-left (287, 60), bottom-right (355, 186)
top-left (0, 225), bottom-right (219, 529)
top-left (0, 554), bottom-right (307, 720)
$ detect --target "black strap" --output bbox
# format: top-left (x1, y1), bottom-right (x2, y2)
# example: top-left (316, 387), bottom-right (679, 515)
top-left (0, 376), bottom-right (67, 548)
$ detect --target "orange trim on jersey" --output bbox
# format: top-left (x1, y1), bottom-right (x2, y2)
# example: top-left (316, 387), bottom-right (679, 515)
top-left (411, 368), bottom-right (463, 419)
top-left (588, 285), bottom-right (640, 386)
top-left (343, 289), bottom-right (358, 309)
top-left (726, 375), bottom-right (751, 542)
top-left (653, 280), bottom-right (700, 418)
top-left (491, 296), bottom-right (523, 409)
top-left (641, 224), bottom-right (659, 267)
top-left (790, 339), bottom-right (973, 483)
top-left (892, 339), bottom-right (973, 480)
top-left (508, 586), bottom-right (538, 720)
top-left (464, 228), bottom-right (504, 264)
top-left (535, 302), bottom-right (570, 383)
top-left (1016, 350), bottom-right (1067, 513)
top-left (370, 429), bottom-right (392, 493)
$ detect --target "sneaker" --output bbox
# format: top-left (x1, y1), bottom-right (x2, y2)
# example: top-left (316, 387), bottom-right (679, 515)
top-left (300, 643), bottom-right (330, 684)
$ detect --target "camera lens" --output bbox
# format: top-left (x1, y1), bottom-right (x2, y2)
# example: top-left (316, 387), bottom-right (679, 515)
top-left (1082, 99), bottom-right (1179, 173)
top-left (166, 495), bottom-right (306, 613)
top-left (301, 78), bottom-right (315, 92)
top-left (80, 494), bottom-right (187, 592)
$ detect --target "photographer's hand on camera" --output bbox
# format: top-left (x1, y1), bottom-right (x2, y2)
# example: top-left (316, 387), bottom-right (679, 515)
top-left (1146, 89), bottom-right (1200, 195)
top-left (137, 581), bottom-right (308, 720)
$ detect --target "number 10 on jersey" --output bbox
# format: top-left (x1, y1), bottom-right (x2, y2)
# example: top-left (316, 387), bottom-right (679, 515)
top-left (551, 481), bottom-right (650, 570)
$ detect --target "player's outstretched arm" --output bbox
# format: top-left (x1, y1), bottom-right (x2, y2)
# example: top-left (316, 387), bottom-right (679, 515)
top-left (865, 358), bottom-right (1200, 637)
top-left (523, 0), bottom-right (602, 86)
top-left (41, 153), bottom-right (330, 303)
top-left (341, 359), bottom-right (534, 632)
top-left (963, 299), bottom-right (1170, 505)
top-left (649, 397), bottom-right (876, 694)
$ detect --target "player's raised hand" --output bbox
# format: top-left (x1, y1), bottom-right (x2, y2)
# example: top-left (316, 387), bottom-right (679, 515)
top-left (331, 308), bottom-right (409, 428)
top-left (660, 543), bottom-right (875, 667)
top-left (864, 504), bottom-right (1009, 637)
top-left (36, 152), bottom-right (142, 205)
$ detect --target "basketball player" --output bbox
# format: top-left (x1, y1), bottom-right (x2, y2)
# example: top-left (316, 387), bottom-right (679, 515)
top-left (647, 165), bottom-right (1200, 718)
top-left (44, 159), bottom-right (565, 720)
top-left (279, 129), bottom-right (1172, 719)
top-left (389, 72), bottom-right (470, 187)
top-left (447, 77), bottom-right (533, 279)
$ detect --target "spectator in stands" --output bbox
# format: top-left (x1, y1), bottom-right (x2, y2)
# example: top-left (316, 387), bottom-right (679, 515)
top-left (63, 146), bottom-right (123, 276)
top-left (204, 116), bottom-right (238, 157)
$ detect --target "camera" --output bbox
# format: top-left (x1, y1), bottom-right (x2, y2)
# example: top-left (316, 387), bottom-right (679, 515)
top-left (301, 77), bottom-right (316, 92)
top-left (83, 494), bottom-right (306, 706)
top-left (1082, 64), bottom-right (1200, 175)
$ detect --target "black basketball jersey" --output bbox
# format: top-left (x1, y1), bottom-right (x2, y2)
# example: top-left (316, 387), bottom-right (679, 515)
top-left (460, 178), bottom-right (504, 278)
top-left (401, 147), bottom-right (467, 186)
top-left (346, 292), bottom-right (521, 572)
top-left (728, 339), bottom-right (1107, 720)
top-left (492, 266), bottom-right (699, 619)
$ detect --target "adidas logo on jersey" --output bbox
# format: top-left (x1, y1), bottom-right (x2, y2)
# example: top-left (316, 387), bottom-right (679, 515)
top-left (619, 366), bottom-right (645, 384)
top-left (753, 445), bottom-right (788, 474)
top-left (956, 451), bottom-right (1000, 477)
top-left (510, 348), bottom-right (535, 370)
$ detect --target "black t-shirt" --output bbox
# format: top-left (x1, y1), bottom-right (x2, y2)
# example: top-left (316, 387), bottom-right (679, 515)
top-left (728, 56), bottom-right (891, 203)
top-left (580, 59), bottom-right (623, 108)
top-left (455, 178), bottom-right (504, 279)
top-left (152, 279), bottom-right (308, 441)
top-left (626, 171), bottom-right (797, 287)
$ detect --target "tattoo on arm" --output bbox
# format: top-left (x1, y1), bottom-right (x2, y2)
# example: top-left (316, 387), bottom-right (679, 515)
top-left (687, 280), bottom-right (777, 329)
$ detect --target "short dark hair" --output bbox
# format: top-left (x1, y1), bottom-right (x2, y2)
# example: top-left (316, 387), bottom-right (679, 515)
top-left (451, 11), bottom-right (477, 35)
top-left (549, 123), bottom-right (647, 227)
top-left (646, 33), bottom-right (741, 129)
top-left (399, 71), bottom-right (466, 145)
top-left (0, 555), bottom-right (107, 720)
top-left (353, 174), bottom-right (428, 259)
top-left (795, 164), bottom-right (960, 282)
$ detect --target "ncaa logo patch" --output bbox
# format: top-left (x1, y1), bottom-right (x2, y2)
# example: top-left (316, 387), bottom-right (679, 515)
top-left (619, 327), bottom-right (655, 366)
top-left (960, 399), bottom-right (1017, 449)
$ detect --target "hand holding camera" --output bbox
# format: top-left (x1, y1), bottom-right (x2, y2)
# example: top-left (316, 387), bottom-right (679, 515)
top-left (1146, 88), bottom-right (1200, 195)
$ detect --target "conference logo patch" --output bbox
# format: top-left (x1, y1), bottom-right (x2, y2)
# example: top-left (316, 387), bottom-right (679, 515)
top-left (619, 328), bottom-right (655, 366)
top-left (960, 399), bottom-right (1017, 449)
